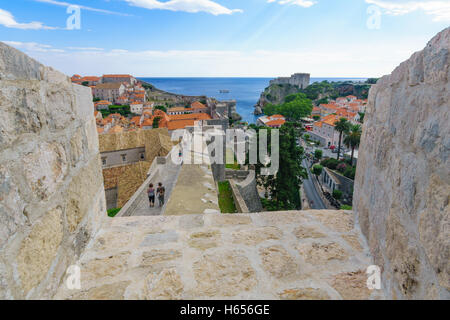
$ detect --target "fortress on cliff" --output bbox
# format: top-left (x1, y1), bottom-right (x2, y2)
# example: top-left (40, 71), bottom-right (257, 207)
top-left (269, 73), bottom-right (311, 89)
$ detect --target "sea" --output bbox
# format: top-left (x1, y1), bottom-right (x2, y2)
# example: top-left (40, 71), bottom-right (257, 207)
top-left (138, 77), bottom-right (367, 124)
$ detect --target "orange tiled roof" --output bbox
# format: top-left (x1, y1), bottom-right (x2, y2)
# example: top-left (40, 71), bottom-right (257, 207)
top-left (102, 74), bottom-right (132, 78)
top-left (321, 103), bottom-right (339, 110)
top-left (167, 120), bottom-right (197, 130)
top-left (314, 121), bottom-right (323, 128)
top-left (266, 119), bottom-right (286, 127)
top-left (169, 113), bottom-right (211, 121)
top-left (270, 114), bottom-right (285, 119)
top-left (168, 107), bottom-right (188, 112)
top-left (130, 116), bottom-right (141, 125)
top-left (131, 101), bottom-right (142, 105)
top-left (109, 125), bottom-right (123, 133)
top-left (191, 101), bottom-right (207, 110)
top-left (141, 118), bottom-right (154, 127)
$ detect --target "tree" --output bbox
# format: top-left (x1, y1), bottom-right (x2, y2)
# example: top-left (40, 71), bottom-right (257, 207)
top-left (335, 118), bottom-right (351, 160)
top-left (264, 93), bottom-right (313, 121)
top-left (312, 164), bottom-right (323, 177)
top-left (154, 105), bottom-right (167, 113)
top-left (344, 124), bottom-right (362, 166)
top-left (313, 115), bottom-right (321, 121)
top-left (252, 123), bottom-right (307, 210)
top-left (153, 116), bottom-right (161, 128)
top-left (314, 149), bottom-right (323, 161)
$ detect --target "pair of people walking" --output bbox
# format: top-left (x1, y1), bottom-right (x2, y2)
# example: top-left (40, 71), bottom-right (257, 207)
top-left (147, 182), bottom-right (165, 208)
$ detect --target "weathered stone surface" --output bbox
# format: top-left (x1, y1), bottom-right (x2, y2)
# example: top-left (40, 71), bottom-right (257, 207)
top-left (81, 252), bottom-right (130, 282)
top-left (17, 208), bottom-right (63, 294)
top-left (232, 226), bottom-right (283, 245)
top-left (330, 270), bottom-right (371, 300)
top-left (342, 234), bottom-right (363, 252)
top-left (65, 156), bottom-right (103, 233)
top-left (188, 230), bottom-right (220, 250)
top-left (0, 42), bottom-right (42, 80)
top-left (278, 288), bottom-right (330, 300)
top-left (140, 230), bottom-right (178, 247)
top-left (353, 27), bottom-right (450, 299)
top-left (22, 142), bottom-right (68, 202)
top-left (0, 164), bottom-right (26, 248)
top-left (54, 212), bottom-right (383, 300)
top-left (140, 249), bottom-right (182, 266)
top-left (145, 268), bottom-right (184, 300)
top-left (193, 250), bottom-right (257, 297)
top-left (72, 281), bottom-right (130, 300)
top-left (210, 214), bottom-right (252, 226)
top-left (259, 245), bottom-right (297, 279)
top-left (312, 210), bottom-right (354, 233)
top-left (293, 225), bottom-right (326, 239)
top-left (297, 242), bottom-right (348, 265)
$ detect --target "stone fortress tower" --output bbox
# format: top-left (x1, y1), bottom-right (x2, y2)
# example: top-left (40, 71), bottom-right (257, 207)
top-left (269, 73), bottom-right (311, 89)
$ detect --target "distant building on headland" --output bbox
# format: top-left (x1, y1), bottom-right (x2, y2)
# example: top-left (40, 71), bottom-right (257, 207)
top-left (269, 73), bottom-right (310, 89)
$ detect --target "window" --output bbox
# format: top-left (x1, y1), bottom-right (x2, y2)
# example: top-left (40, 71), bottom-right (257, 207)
top-left (121, 154), bottom-right (127, 162)
top-left (140, 153), bottom-right (145, 160)
top-left (102, 157), bottom-right (107, 166)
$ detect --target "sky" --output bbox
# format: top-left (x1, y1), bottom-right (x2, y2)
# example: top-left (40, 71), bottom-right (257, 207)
top-left (0, 0), bottom-right (449, 77)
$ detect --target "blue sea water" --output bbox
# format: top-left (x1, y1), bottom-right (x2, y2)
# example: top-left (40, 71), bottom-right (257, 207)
top-left (139, 77), bottom-right (367, 124)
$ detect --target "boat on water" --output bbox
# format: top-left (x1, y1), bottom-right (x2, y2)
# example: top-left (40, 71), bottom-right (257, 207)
top-left (219, 89), bottom-right (230, 93)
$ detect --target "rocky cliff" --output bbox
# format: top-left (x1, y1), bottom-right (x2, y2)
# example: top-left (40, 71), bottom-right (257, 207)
top-left (354, 27), bottom-right (450, 299)
top-left (0, 42), bottom-right (107, 299)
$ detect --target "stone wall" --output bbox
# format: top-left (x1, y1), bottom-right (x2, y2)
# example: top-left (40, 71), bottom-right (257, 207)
top-left (0, 42), bottom-right (107, 299)
top-left (353, 28), bottom-right (450, 299)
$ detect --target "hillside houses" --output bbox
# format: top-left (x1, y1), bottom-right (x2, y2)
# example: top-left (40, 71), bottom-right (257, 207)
top-left (308, 95), bottom-right (366, 147)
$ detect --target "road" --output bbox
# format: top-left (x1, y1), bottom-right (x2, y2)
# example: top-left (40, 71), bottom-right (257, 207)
top-left (301, 158), bottom-right (327, 210)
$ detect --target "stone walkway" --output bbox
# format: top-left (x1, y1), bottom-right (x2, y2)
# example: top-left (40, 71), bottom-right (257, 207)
top-left (55, 210), bottom-right (385, 300)
top-left (121, 159), bottom-right (182, 216)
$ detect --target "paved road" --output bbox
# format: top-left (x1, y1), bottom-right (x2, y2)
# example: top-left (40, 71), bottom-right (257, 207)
top-left (302, 159), bottom-right (327, 210)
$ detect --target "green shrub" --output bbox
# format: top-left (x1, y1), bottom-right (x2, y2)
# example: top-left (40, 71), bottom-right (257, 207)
top-left (218, 181), bottom-right (237, 213)
top-left (312, 164), bottom-right (323, 176)
top-left (107, 208), bottom-right (121, 217)
top-left (340, 205), bottom-right (352, 210)
top-left (314, 149), bottom-right (323, 160)
top-left (343, 166), bottom-right (356, 180)
top-left (332, 189), bottom-right (343, 200)
top-left (321, 158), bottom-right (339, 169)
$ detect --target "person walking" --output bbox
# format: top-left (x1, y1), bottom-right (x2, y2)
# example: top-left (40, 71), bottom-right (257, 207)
top-left (157, 182), bottom-right (165, 207)
top-left (147, 183), bottom-right (155, 208)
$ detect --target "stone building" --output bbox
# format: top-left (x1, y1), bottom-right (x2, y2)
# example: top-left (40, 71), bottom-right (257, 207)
top-left (93, 83), bottom-right (125, 103)
top-left (99, 128), bottom-right (174, 209)
top-left (101, 74), bottom-right (136, 85)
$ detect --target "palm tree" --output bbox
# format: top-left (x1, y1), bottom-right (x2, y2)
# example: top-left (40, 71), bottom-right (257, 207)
top-left (344, 124), bottom-right (362, 165)
top-left (335, 118), bottom-right (350, 160)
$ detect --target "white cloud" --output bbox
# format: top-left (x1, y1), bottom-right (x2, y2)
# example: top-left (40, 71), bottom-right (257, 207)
top-left (0, 8), bottom-right (56, 29)
top-left (267, 0), bottom-right (317, 8)
top-left (3, 41), bottom-right (64, 52)
top-left (3, 39), bottom-right (430, 78)
top-left (124, 0), bottom-right (243, 15)
top-left (34, 0), bottom-right (132, 16)
top-left (66, 47), bottom-right (104, 51)
top-left (366, 0), bottom-right (450, 22)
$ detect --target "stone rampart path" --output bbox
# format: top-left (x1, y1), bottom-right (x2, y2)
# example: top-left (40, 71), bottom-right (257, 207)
top-left (121, 159), bottom-right (182, 216)
top-left (55, 210), bottom-right (385, 300)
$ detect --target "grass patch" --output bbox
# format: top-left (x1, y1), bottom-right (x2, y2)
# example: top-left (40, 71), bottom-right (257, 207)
top-left (107, 208), bottom-right (121, 217)
top-left (218, 181), bottom-right (237, 214)
top-left (340, 205), bottom-right (352, 210)
top-left (225, 162), bottom-right (241, 170)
